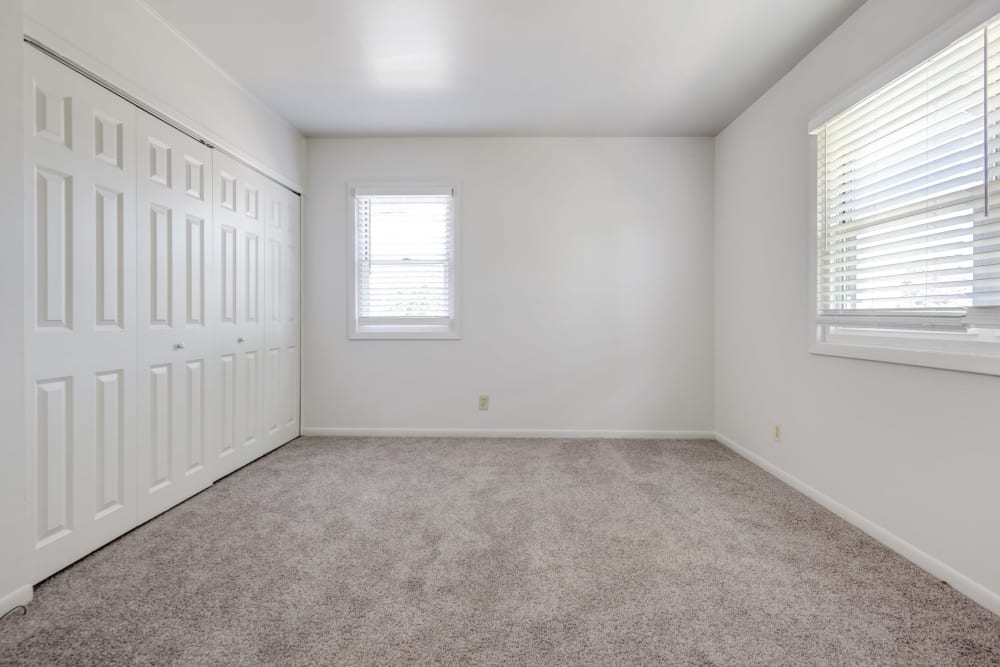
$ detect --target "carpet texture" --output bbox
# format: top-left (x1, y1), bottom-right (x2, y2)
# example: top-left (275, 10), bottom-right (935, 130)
top-left (1, 436), bottom-right (998, 665)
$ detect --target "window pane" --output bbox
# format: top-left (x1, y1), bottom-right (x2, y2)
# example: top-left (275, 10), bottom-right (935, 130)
top-left (361, 262), bottom-right (450, 318)
top-left (369, 196), bottom-right (451, 262)
top-left (356, 191), bottom-right (454, 324)
top-left (818, 25), bottom-right (989, 315)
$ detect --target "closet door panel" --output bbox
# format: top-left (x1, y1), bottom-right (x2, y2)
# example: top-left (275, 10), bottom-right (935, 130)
top-left (264, 235), bottom-right (282, 438)
top-left (136, 112), bottom-right (216, 523)
top-left (284, 196), bottom-right (300, 438)
top-left (212, 153), bottom-right (266, 480)
top-left (264, 186), bottom-right (301, 450)
top-left (24, 47), bottom-right (138, 582)
top-left (219, 352), bottom-right (237, 461)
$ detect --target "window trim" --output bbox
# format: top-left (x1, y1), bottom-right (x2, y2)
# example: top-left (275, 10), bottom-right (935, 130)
top-left (346, 182), bottom-right (462, 340)
top-left (807, 0), bottom-right (1000, 376)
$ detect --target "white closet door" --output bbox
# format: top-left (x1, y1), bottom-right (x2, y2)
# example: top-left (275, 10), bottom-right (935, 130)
top-left (135, 112), bottom-right (217, 522)
top-left (23, 47), bottom-right (139, 581)
top-left (212, 153), bottom-right (267, 479)
top-left (264, 184), bottom-right (301, 450)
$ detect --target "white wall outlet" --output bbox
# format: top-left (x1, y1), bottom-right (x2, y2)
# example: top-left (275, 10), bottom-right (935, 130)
top-left (774, 423), bottom-right (782, 442)
top-left (478, 395), bottom-right (490, 411)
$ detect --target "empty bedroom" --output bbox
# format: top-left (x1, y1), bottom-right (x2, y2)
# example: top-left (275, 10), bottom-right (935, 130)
top-left (1, 0), bottom-right (999, 664)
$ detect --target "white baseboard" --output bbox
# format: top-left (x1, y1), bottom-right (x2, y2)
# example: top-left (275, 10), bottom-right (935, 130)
top-left (301, 427), bottom-right (715, 440)
top-left (0, 585), bottom-right (32, 617)
top-left (714, 431), bottom-right (1000, 617)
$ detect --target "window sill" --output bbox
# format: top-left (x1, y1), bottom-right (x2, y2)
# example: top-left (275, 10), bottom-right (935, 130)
top-left (349, 324), bottom-right (461, 340)
top-left (810, 337), bottom-right (1000, 376)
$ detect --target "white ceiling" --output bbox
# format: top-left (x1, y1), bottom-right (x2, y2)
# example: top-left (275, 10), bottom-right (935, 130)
top-left (144, 0), bottom-right (865, 137)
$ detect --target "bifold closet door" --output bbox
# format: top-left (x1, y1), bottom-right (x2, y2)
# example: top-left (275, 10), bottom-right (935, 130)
top-left (212, 153), bottom-right (267, 479)
top-left (24, 47), bottom-right (139, 581)
top-left (263, 185), bottom-right (301, 449)
top-left (135, 112), bottom-right (217, 522)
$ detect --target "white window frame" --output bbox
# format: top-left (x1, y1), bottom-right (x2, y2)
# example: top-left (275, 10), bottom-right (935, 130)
top-left (346, 182), bottom-right (461, 340)
top-left (808, 0), bottom-right (1000, 376)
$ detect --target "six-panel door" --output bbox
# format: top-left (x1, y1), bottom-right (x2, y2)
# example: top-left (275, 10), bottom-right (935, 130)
top-left (264, 187), bottom-right (301, 450)
top-left (212, 153), bottom-right (267, 479)
top-left (24, 47), bottom-right (139, 582)
top-left (135, 112), bottom-right (218, 523)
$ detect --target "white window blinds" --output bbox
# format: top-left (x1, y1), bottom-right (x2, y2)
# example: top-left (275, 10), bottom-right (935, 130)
top-left (354, 187), bottom-right (455, 329)
top-left (815, 16), bottom-right (1000, 329)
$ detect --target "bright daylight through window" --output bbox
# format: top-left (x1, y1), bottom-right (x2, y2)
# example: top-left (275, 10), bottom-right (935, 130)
top-left (349, 185), bottom-right (458, 339)
top-left (812, 12), bottom-right (1000, 371)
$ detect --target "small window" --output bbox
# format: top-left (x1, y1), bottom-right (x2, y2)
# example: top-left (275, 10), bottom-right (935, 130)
top-left (810, 11), bottom-right (1000, 374)
top-left (348, 184), bottom-right (459, 339)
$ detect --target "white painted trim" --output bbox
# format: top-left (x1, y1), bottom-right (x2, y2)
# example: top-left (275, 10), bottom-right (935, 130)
top-left (301, 427), bottom-right (715, 440)
top-left (346, 182), bottom-right (462, 341)
top-left (0, 585), bottom-right (33, 617)
top-left (810, 340), bottom-right (1000, 377)
top-left (714, 431), bottom-right (1000, 617)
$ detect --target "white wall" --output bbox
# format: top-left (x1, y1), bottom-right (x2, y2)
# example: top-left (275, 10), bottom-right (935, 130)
top-left (0, 0), bottom-right (30, 616)
top-left (22, 0), bottom-right (306, 188)
top-left (715, 0), bottom-right (1000, 614)
top-left (304, 138), bottom-right (715, 436)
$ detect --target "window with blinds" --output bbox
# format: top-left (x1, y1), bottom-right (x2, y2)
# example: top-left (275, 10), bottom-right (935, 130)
top-left (350, 185), bottom-right (458, 339)
top-left (814, 15), bottom-right (1000, 333)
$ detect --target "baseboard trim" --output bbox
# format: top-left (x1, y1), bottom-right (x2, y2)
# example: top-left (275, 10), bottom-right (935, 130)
top-left (0, 585), bottom-right (33, 616)
top-left (714, 431), bottom-right (1000, 617)
top-left (301, 427), bottom-right (715, 440)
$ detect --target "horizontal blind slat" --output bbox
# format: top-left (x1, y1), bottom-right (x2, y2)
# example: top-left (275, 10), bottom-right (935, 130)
top-left (825, 82), bottom-right (985, 161)
top-left (825, 35), bottom-right (985, 151)
top-left (823, 191), bottom-right (983, 236)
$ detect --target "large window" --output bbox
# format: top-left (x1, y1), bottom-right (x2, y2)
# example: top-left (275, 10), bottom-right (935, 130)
top-left (811, 10), bottom-right (1000, 374)
top-left (348, 184), bottom-right (459, 339)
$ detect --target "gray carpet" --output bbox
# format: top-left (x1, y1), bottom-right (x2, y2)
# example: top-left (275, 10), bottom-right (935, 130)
top-left (1, 437), bottom-right (998, 665)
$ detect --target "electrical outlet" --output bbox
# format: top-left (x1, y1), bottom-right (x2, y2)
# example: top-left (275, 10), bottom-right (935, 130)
top-left (478, 395), bottom-right (490, 411)
top-left (774, 424), bottom-right (782, 442)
